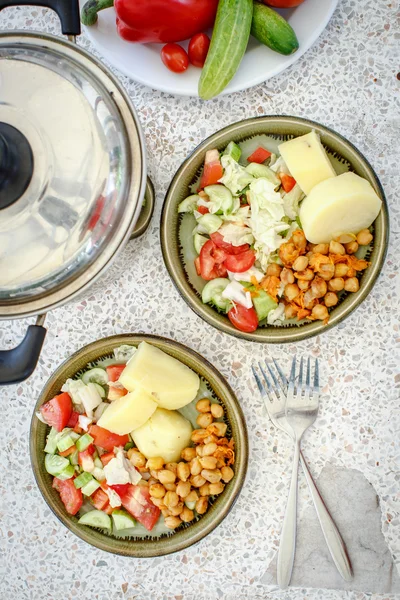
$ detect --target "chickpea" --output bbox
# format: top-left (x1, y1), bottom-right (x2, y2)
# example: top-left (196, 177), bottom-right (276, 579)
top-left (309, 254), bottom-right (329, 269)
top-left (280, 267), bottom-right (295, 285)
top-left (150, 470), bottom-right (160, 480)
top-left (196, 445), bottom-right (204, 457)
top-left (164, 491), bottom-right (179, 508)
top-left (190, 458), bottom-right (202, 476)
top-left (311, 304), bottom-right (329, 321)
top-left (199, 456), bottom-right (218, 470)
top-left (164, 482), bottom-right (177, 492)
top-left (181, 447), bottom-right (196, 462)
top-left (347, 267), bottom-right (356, 277)
top-left (196, 398), bottom-right (211, 413)
top-left (177, 462), bottom-right (190, 482)
top-left (149, 483), bottom-right (166, 499)
top-left (266, 263), bottom-right (282, 278)
top-left (304, 289), bottom-right (317, 310)
top-left (328, 277), bottom-right (345, 292)
top-left (209, 482), bottom-right (225, 495)
top-left (151, 497), bottom-right (166, 508)
top-left (324, 292), bottom-right (338, 307)
top-left (311, 276), bottom-right (327, 299)
top-left (185, 490), bottom-right (199, 504)
top-left (164, 516), bottom-right (182, 529)
top-left (128, 449), bottom-right (146, 468)
top-left (191, 474), bottom-right (207, 488)
top-left (298, 279), bottom-right (310, 291)
top-left (176, 480), bottom-right (191, 499)
top-left (344, 277), bottom-right (360, 292)
top-left (181, 506), bottom-right (195, 523)
top-left (210, 403), bottom-right (224, 419)
top-left (138, 479), bottom-right (149, 487)
top-left (161, 508), bottom-right (171, 518)
top-left (312, 243), bottom-right (329, 255)
top-left (318, 263), bottom-right (335, 281)
top-left (285, 304), bottom-right (299, 319)
top-left (208, 422), bottom-right (227, 437)
top-left (191, 429), bottom-right (207, 443)
top-left (292, 255), bottom-right (309, 272)
top-left (357, 229), bottom-right (373, 246)
top-left (199, 483), bottom-right (211, 496)
top-left (292, 229), bottom-right (307, 250)
top-left (158, 469), bottom-right (176, 485)
top-left (195, 496), bottom-right (209, 514)
top-left (345, 241), bottom-right (359, 254)
top-left (202, 469), bottom-right (222, 483)
top-left (147, 477), bottom-right (158, 486)
top-left (146, 457), bottom-right (164, 471)
top-left (203, 434), bottom-right (218, 445)
top-left (329, 240), bottom-right (346, 255)
top-left (169, 502), bottom-right (184, 517)
top-left (285, 283), bottom-right (300, 302)
top-left (334, 263), bottom-right (349, 278)
top-left (295, 268), bottom-right (314, 281)
top-left (279, 242), bottom-right (299, 265)
top-left (221, 466), bottom-right (234, 483)
top-left (165, 462), bottom-right (178, 475)
top-left (216, 459), bottom-right (225, 469)
top-left (335, 233), bottom-right (355, 244)
top-left (196, 412), bottom-right (213, 428)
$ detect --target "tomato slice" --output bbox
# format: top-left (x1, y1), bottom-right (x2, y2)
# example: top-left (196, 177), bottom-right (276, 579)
top-left (247, 147), bottom-right (272, 164)
top-left (199, 239), bottom-right (218, 280)
top-left (53, 477), bottom-right (83, 515)
top-left (107, 384), bottom-right (128, 401)
top-left (112, 484), bottom-right (160, 531)
top-left (88, 425), bottom-right (129, 452)
top-left (106, 364), bottom-right (126, 382)
top-left (103, 503), bottom-right (114, 515)
top-left (224, 249), bottom-right (256, 273)
top-left (279, 173), bottom-right (296, 193)
top-left (194, 256), bottom-right (201, 276)
top-left (59, 444), bottom-right (77, 457)
top-left (66, 411), bottom-right (79, 428)
top-left (216, 262), bottom-right (228, 278)
top-left (197, 205), bottom-right (209, 215)
top-left (199, 150), bottom-right (223, 190)
top-left (100, 451), bottom-right (115, 467)
top-left (228, 305), bottom-right (259, 333)
top-left (91, 488), bottom-right (109, 511)
top-left (210, 231), bottom-right (249, 255)
top-left (40, 392), bottom-right (73, 433)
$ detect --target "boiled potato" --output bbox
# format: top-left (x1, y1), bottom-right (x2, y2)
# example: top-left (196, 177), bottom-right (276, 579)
top-left (278, 131), bottom-right (336, 195)
top-left (97, 388), bottom-right (157, 435)
top-left (119, 341), bottom-right (200, 410)
top-left (132, 408), bottom-right (192, 463)
top-left (299, 172), bottom-right (382, 244)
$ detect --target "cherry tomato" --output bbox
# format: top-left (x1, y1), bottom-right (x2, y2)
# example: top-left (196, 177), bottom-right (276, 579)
top-left (279, 173), bottom-right (297, 193)
top-left (88, 425), bottom-right (130, 451)
top-left (224, 249), bottom-right (256, 273)
top-left (188, 33), bottom-right (210, 68)
top-left (40, 392), bottom-right (73, 432)
top-left (247, 147), bottom-right (271, 164)
top-left (228, 305), bottom-right (259, 333)
top-left (161, 43), bottom-right (189, 73)
top-left (53, 477), bottom-right (83, 515)
top-left (263, 0), bottom-right (305, 6)
top-left (106, 364), bottom-right (125, 382)
top-left (210, 231), bottom-right (249, 255)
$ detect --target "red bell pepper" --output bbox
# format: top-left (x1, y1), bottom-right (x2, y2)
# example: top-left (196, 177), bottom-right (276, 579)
top-left (81, 0), bottom-right (219, 44)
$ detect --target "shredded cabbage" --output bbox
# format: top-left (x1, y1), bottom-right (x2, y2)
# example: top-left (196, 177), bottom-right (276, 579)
top-left (113, 344), bottom-right (137, 363)
top-left (282, 184), bottom-right (304, 220)
top-left (219, 155), bottom-right (254, 195)
top-left (219, 222), bottom-right (254, 247)
top-left (267, 303), bottom-right (286, 325)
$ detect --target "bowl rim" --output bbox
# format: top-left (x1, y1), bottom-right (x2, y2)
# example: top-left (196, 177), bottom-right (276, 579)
top-left (160, 115), bottom-right (390, 343)
top-left (30, 333), bottom-right (249, 557)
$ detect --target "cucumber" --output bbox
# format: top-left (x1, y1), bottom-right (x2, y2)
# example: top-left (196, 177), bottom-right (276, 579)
top-left (245, 162), bottom-right (280, 187)
top-left (252, 290), bottom-right (278, 321)
top-left (224, 141), bottom-right (242, 163)
top-left (178, 194), bottom-right (200, 214)
top-left (81, 367), bottom-right (108, 387)
top-left (204, 185), bottom-right (234, 214)
top-left (69, 431), bottom-right (81, 442)
top-left (75, 433), bottom-right (94, 452)
top-left (74, 471), bottom-right (93, 489)
top-left (69, 449), bottom-right (79, 465)
top-left (197, 214), bottom-right (223, 234)
top-left (56, 435), bottom-right (75, 453)
top-left (92, 466), bottom-right (106, 482)
top-left (93, 383), bottom-right (106, 398)
top-left (198, 0), bottom-right (253, 100)
top-left (94, 457), bottom-right (103, 469)
top-left (194, 233), bottom-right (208, 255)
top-left (56, 464), bottom-right (75, 481)
top-left (44, 427), bottom-right (60, 454)
top-left (81, 479), bottom-right (101, 497)
top-left (202, 278), bottom-right (232, 311)
top-left (45, 454), bottom-right (70, 477)
top-left (112, 509), bottom-right (136, 531)
top-left (78, 510), bottom-right (111, 530)
top-left (251, 3), bottom-right (299, 56)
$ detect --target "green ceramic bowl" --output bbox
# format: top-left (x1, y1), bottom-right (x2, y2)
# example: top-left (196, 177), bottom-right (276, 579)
top-left (30, 334), bottom-right (248, 557)
top-left (160, 116), bottom-right (389, 343)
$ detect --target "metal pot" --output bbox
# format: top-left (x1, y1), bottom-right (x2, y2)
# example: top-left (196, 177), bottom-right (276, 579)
top-left (0, 0), bottom-right (155, 384)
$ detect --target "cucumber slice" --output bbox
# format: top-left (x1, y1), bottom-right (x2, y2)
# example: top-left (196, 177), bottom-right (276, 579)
top-left (178, 194), bottom-right (200, 213)
top-left (56, 464), bottom-right (75, 481)
top-left (94, 457), bottom-right (103, 469)
top-left (78, 510), bottom-right (111, 530)
top-left (92, 466), bottom-right (106, 482)
top-left (81, 367), bottom-right (108, 387)
top-left (44, 427), bottom-right (60, 454)
top-left (112, 509), bottom-right (136, 531)
top-left (69, 431), bottom-right (81, 442)
top-left (45, 454), bottom-right (70, 477)
top-left (93, 383), bottom-right (106, 399)
top-left (204, 184), bottom-right (234, 215)
top-left (245, 162), bottom-right (280, 187)
top-left (81, 479), bottom-right (101, 497)
top-left (74, 471), bottom-right (93, 489)
top-left (193, 233), bottom-right (208, 255)
top-left (75, 433), bottom-right (94, 452)
top-left (197, 214), bottom-right (223, 234)
top-left (69, 449), bottom-right (79, 465)
top-left (223, 141), bottom-right (242, 162)
top-left (202, 278), bottom-right (232, 311)
top-left (57, 435), bottom-right (75, 453)
top-left (252, 290), bottom-right (278, 321)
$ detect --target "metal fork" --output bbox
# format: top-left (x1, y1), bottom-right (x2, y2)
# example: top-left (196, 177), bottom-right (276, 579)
top-left (253, 357), bottom-right (352, 588)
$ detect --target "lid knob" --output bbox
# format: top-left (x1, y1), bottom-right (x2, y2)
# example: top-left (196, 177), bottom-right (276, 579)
top-left (0, 122), bottom-right (34, 210)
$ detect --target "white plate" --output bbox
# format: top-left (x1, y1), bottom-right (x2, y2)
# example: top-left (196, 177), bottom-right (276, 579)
top-left (82, 0), bottom-right (338, 97)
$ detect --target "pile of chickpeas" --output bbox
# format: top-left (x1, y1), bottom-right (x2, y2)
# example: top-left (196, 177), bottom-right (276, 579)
top-left (127, 398), bottom-right (235, 530)
top-left (261, 228), bottom-right (373, 323)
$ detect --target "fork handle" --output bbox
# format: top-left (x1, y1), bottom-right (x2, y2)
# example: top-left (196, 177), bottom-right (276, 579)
top-left (277, 440), bottom-right (300, 588)
top-left (299, 453), bottom-right (353, 581)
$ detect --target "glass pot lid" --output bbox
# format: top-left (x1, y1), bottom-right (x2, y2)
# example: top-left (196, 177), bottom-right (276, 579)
top-left (0, 32), bottom-right (145, 318)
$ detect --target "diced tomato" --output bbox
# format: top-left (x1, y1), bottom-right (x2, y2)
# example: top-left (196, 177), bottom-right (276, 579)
top-left (106, 364), bottom-right (125, 383)
top-left (78, 446), bottom-right (95, 468)
top-left (228, 305), bottom-right (259, 333)
top-left (52, 477), bottom-right (83, 515)
top-left (59, 444), bottom-right (77, 457)
top-left (112, 484), bottom-right (160, 531)
top-left (73, 423), bottom-right (83, 434)
top-left (110, 483), bottom-right (131, 497)
top-left (107, 384), bottom-right (128, 401)
top-left (103, 503), bottom-right (113, 515)
top-left (100, 451), bottom-right (115, 467)
top-left (197, 205), bottom-right (209, 215)
top-left (279, 173), bottom-right (296, 193)
top-left (66, 411), bottom-right (79, 428)
top-left (211, 231), bottom-right (249, 255)
top-left (216, 262), bottom-right (228, 278)
top-left (88, 425), bottom-right (129, 452)
top-left (247, 147), bottom-right (271, 164)
top-left (194, 256), bottom-right (201, 276)
top-left (199, 239), bottom-right (218, 280)
top-left (91, 488), bottom-right (109, 511)
top-left (40, 392), bottom-right (73, 433)
top-left (224, 249), bottom-right (256, 273)
top-left (198, 150), bottom-right (223, 190)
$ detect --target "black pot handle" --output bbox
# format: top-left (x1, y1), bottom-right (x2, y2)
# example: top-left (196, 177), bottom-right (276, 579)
top-left (0, 0), bottom-right (81, 36)
top-left (0, 315), bottom-right (47, 385)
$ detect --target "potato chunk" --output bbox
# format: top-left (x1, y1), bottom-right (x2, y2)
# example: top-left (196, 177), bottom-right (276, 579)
top-left (97, 388), bottom-right (157, 435)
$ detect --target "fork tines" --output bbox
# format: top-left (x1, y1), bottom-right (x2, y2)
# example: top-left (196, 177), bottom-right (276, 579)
top-left (252, 357), bottom-right (319, 403)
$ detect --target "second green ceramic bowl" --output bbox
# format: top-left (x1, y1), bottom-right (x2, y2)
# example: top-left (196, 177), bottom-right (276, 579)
top-left (160, 116), bottom-right (389, 343)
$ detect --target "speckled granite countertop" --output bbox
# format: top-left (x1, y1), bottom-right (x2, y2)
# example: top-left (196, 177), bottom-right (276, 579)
top-left (0, 1), bottom-right (399, 599)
